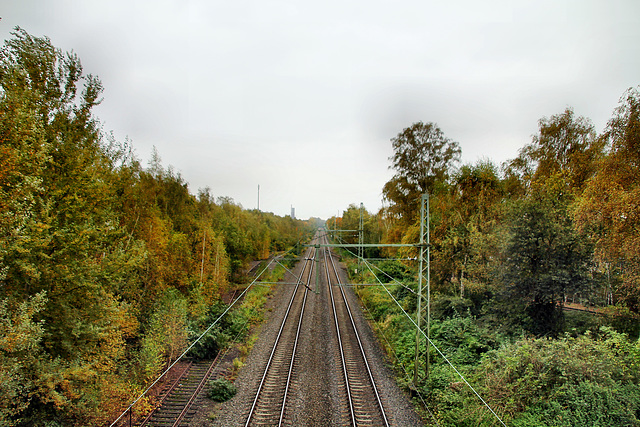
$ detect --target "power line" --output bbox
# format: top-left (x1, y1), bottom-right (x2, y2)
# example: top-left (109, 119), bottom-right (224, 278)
top-left (331, 241), bottom-right (506, 427)
top-left (358, 289), bottom-right (441, 426)
top-left (109, 245), bottom-right (301, 427)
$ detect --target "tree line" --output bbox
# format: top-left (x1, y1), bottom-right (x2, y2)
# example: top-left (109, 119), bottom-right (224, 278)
top-left (335, 86), bottom-right (640, 336)
top-left (0, 28), bottom-right (312, 426)
top-left (331, 86), bottom-right (640, 424)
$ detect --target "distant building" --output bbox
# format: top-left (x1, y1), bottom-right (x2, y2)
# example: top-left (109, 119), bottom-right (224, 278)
top-left (290, 206), bottom-right (295, 219)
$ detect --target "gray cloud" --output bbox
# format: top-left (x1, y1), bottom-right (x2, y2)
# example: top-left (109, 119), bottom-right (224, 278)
top-left (2, 0), bottom-right (639, 219)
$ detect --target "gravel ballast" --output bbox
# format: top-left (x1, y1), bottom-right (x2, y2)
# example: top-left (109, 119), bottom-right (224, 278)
top-left (194, 252), bottom-right (425, 426)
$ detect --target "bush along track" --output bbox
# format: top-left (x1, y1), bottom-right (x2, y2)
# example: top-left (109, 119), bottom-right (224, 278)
top-left (346, 255), bottom-right (640, 426)
top-left (200, 252), bottom-right (297, 399)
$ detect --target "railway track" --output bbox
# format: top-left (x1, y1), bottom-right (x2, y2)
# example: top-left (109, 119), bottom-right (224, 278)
top-left (323, 239), bottom-right (389, 427)
top-left (243, 244), bottom-right (316, 426)
top-left (140, 357), bottom-right (218, 427)
top-left (243, 232), bottom-right (390, 426)
top-left (140, 232), bottom-right (394, 426)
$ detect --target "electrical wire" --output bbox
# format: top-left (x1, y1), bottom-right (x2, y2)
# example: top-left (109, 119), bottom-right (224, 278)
top-left (332, 240), bottom-right (506, 427)
top-left (326, 231), bottom-right (418, 296)
top-left (109, 244), bottom-right (301, 427)
top-left (358, 289), bottom-right (441, 426)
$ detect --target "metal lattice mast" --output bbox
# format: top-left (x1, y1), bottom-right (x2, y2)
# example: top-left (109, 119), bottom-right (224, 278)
top-left (414, 193), bottom-right (430, 385)
top-left (358, 203), bottom-right (364, 266)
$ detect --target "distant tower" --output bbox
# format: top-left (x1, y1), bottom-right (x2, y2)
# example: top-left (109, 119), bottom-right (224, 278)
top-left (290, 205), bottom-right (295, 219)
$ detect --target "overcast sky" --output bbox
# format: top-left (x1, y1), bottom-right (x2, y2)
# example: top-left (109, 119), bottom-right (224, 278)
top-left (2, 1), bottom-right (639, 219)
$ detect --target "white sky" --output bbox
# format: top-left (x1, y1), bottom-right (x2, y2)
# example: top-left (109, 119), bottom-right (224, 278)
top-left (2, 0), bottom-right (639, 219)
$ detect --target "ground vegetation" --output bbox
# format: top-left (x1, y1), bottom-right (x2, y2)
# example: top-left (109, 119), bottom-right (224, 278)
top-left (0, 29), bottom-right (312, 426)
top-left (333, 87), bottom-right (640, 425)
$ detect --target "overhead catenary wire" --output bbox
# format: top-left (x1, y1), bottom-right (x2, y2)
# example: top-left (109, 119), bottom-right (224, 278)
top-left (326, 230), bottom-right (440, 424)
top-left (329, 236), bottom-right (506, 427)
top-left (325, 230), bottom-right (418, 296)
top-left (358, 296), bottom-right (441, 426)
top-left (327, 230), bottom-right (441, 424)
top-left (356, 255), bottom-right (507, 427)
top-left (109, 246), bottom-right (299, 427)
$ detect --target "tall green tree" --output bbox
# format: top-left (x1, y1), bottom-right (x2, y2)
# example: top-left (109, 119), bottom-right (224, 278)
top-left (1, 28), bottom-right (143, 424)
top-left (502, 180), bottom-right (594, 336)
top-left (433, 161), bottom-right (505, 297)
top-left (0, 292), bottom-right (47, 427)
top-left (506, 108), bottom-right (603, 194)
top-left (337, 204), bottom-right (382, 258)
top-left (382, 122), bottom-right (461, 223)
top-left (1, 28), bottom-right (314, 425)
top-left (574, 87), bottom-right (640, 311)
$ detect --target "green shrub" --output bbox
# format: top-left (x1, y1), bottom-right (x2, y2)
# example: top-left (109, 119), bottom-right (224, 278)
top-left (377, 260), bottom-right (413, 282)
top-left (512, 381), bottom-right (640, 426)
top-left (208, 378), bottom-right (237, 402)
top-left (432, 295), bottom-right (473, 318)
top-left (430, 315), bottom-right (499, 365)
top-left (564, 309), bottom-right (600, 336)
top-left (470, 327), bottom-right (640, 425)
top-left (600, 306), bottom-right (640, 340)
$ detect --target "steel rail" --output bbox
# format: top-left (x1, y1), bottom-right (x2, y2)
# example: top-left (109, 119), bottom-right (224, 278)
top-left (278, 247), bottom-right (314, 425)
top-left (324, 245), bottom-right (356, 426)
top-left (140, 358), bottom-right (216, 427)
top-left (138, 361), bottom-right (193, 427)
top-left (326, 240), bottom-right (389, 427)
top-left (110, 258), bottom-right (279, 427)
top-left (171, 356), bottom-right (219, 427)
top-left (244, 244), bottom-right (315, 426)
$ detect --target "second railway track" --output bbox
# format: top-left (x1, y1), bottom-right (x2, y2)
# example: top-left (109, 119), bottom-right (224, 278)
top-left (244, 244), bottom-right (316, 426)
top-left (324, 237), bottom-right (389, 427)
top-left (141, 357), bottom-right (218, 427)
